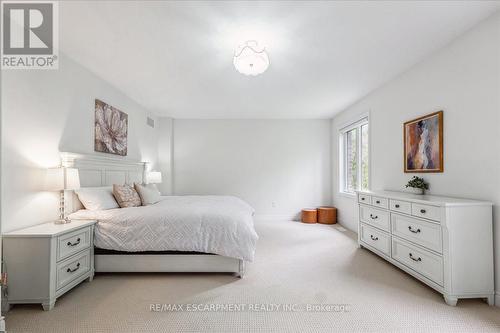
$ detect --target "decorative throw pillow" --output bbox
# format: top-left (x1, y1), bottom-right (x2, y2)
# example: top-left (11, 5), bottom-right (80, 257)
top-left (134, 183), bottom-right (161, 206)
top-left (113, 184), bottom-right (142, 208)
top-left (74, 186), bottom-right (119, 211)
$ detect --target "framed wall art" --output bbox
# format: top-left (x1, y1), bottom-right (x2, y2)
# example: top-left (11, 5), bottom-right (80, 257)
top-left (94, 99), bottom-right (128, 156)
top-left (404, 111), bottom-right (443, 173)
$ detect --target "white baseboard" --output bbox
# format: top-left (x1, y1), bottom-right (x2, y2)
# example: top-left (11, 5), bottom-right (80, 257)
top-left (254, 214), bottom-right (298, 221)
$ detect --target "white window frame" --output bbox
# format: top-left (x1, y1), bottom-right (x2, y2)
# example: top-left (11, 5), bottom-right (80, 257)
top-left (338, 115), bottom-right (370, 197)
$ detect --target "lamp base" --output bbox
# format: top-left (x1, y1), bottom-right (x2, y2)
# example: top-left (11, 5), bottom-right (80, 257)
top-left (54, 218), bottom-right (71, 225)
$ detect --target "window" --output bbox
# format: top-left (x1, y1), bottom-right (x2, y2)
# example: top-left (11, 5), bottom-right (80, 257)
top-left (339, 118), bottom-right (369, 194)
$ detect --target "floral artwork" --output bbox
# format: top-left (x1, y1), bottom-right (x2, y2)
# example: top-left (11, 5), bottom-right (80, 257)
top-left (404, 111), bottom-right (443, 173)
top-left (94, 99), bottom-right (128, 156)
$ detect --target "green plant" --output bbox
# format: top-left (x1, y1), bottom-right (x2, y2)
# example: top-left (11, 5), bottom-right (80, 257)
top-left (405, 176), bottom-right (429, 190)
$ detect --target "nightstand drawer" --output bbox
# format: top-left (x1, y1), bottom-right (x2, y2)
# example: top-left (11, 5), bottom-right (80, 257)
top-left (57, 227), bottom-right (91, 261)
top-left (56, 249), bottom-right (91, 290)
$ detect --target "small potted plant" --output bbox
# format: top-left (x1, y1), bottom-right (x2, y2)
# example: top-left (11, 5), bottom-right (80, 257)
top-left (405, 176), bottom-right (428, 195)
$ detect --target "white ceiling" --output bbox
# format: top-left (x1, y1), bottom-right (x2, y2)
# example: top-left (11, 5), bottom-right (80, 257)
top-left (60, 1), bottom-right (500, 119)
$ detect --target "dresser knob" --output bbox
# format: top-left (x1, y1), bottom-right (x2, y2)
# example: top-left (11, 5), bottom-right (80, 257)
top-left (395, 204), bottom-right (400, 208)
top-left (376, 200), bottom-right (380, 204)
top-left (361, 198), bottom-right (365, 201)
top-left (420, 209), bottom-right (426, 214)
top-left (370, 235), bottom-right (378, 241)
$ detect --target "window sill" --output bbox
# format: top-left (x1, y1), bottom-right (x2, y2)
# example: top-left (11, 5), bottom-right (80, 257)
top-left (338, 192), bottom-right (356, 199)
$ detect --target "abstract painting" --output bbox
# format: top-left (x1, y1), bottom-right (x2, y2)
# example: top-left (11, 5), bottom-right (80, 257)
top-left (404, 111), bottom-right (443, 173)
top-left (94, 99), bottom-right (128, 156)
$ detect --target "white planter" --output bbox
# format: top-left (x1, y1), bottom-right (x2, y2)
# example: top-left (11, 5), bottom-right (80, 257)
top-left (405, 187), bottom-right (424, 195)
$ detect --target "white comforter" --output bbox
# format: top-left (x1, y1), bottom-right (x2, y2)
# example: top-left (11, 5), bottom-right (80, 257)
top-left (69, 196), bottom-right (258, 261)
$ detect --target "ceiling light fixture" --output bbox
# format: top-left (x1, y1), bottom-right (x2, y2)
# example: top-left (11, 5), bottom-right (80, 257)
top-left (233, 40), bottom-right (269, 76)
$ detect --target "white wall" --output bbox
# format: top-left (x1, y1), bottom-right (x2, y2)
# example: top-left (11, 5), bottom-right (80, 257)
top-left (1, 53), bottom-right (159, 232)
top-left (331, 12), bottom-right (500, 297)
top-left (157, 117), bottom-right (174, 195)
top-left (171, 119), bottom-right (332, 218)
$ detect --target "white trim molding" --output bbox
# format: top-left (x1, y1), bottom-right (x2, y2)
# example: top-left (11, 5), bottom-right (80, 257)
top-left (338, 112), bottom-right (370, 196)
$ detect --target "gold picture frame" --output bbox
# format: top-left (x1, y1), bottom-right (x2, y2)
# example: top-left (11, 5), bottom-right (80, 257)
top-left (404, 111), bottom-right (443, 173)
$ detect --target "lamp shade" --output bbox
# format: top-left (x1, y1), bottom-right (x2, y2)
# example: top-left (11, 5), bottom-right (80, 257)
top-left (65, 168), bottom-right (81, 190)
top-left (147, 171), bottom-right (162, 184)
top-left (45, 167), bottom-right (80, 191)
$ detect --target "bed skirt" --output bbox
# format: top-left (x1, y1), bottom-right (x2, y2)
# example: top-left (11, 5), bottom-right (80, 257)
top-left (94, 248), bottom-right (246, 278)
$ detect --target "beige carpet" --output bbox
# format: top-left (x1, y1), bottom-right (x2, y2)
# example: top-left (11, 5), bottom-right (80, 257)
top-left (5, 218), bottom-right (500, 333)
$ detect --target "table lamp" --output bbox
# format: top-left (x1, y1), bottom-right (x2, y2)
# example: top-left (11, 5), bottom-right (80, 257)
top-left (45, 167), bottom-right (80, 224)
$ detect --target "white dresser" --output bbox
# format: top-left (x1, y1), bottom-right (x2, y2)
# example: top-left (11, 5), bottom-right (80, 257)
top-left (3, 220), bottom-right (96, 310)
top-left (357, 190), bottom-right (494, 306)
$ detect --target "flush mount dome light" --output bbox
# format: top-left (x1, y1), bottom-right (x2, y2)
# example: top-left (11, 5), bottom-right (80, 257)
top-left (233, 40), bottom-right (269, 76)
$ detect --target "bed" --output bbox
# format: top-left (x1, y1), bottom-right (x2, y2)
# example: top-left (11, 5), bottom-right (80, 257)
top-left (62, 152), bottom-right (258, 277)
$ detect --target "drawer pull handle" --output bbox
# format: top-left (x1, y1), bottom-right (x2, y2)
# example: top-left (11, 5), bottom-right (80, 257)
top-left (67, 238), bottom-right (81, 247)
top-left (408, 226), bottom-right (421, 234)
top-left (409, 253), bottom-right (422, 262)
top-left (395, 204), bottom-right (400, 208)
top-left (66, 262), bottom-right (81, 273)
top-left (369, 214), bottom-right (378, 220)
top-left (420, 209), bottom-right (426, 214)
top-left (370, 235), bottom-right (378, 241)
top-left (375, 200), bottom-right (380, 204)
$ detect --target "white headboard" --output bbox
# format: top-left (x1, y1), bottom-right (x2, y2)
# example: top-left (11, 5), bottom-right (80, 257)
top-left (61, 152), bottom-right (147, 213)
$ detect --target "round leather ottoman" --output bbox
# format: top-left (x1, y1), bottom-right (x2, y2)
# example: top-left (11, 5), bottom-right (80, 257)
top-left (317, 207), bottom-right (337, 224)
top-left (301, 209), bottom-right (317, 223)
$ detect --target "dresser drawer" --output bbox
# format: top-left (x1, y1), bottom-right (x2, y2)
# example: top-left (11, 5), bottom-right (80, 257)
top-left (372, 196), bottom-right (389, 209)
top-left (412, 203), bottom-right (441, 222)
top-left (56, 249), bottom-right (91, 290)
top-left (360, 223), bottom-right (391, 257)
top-left (392, 237), bottom-right (443, 286)
top-left (359, 206), bottom-right (390, 232)
top-left (391, 214), bottom-right (442, 253)
top-left (389, 199), bottom-right (412, 215)
top-left (358, 194), bottom-right (372, 205)
top-left (57, 227), bottom-right (91, 261)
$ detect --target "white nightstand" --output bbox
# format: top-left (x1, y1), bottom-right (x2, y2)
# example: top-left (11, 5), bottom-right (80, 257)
top-left (3, 220), bottom-right (96, 310)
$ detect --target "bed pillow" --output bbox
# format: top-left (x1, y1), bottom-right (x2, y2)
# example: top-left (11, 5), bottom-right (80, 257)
top-left (74, 186), bottom-right (119, 211)
top-left (134, 183), bottom-right (161, 206)
top-left (113, 184), bottom-right (142, 208)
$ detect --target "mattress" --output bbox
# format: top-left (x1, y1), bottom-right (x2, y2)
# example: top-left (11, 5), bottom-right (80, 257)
top-left (69, 195), bottom-right (258, 261)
